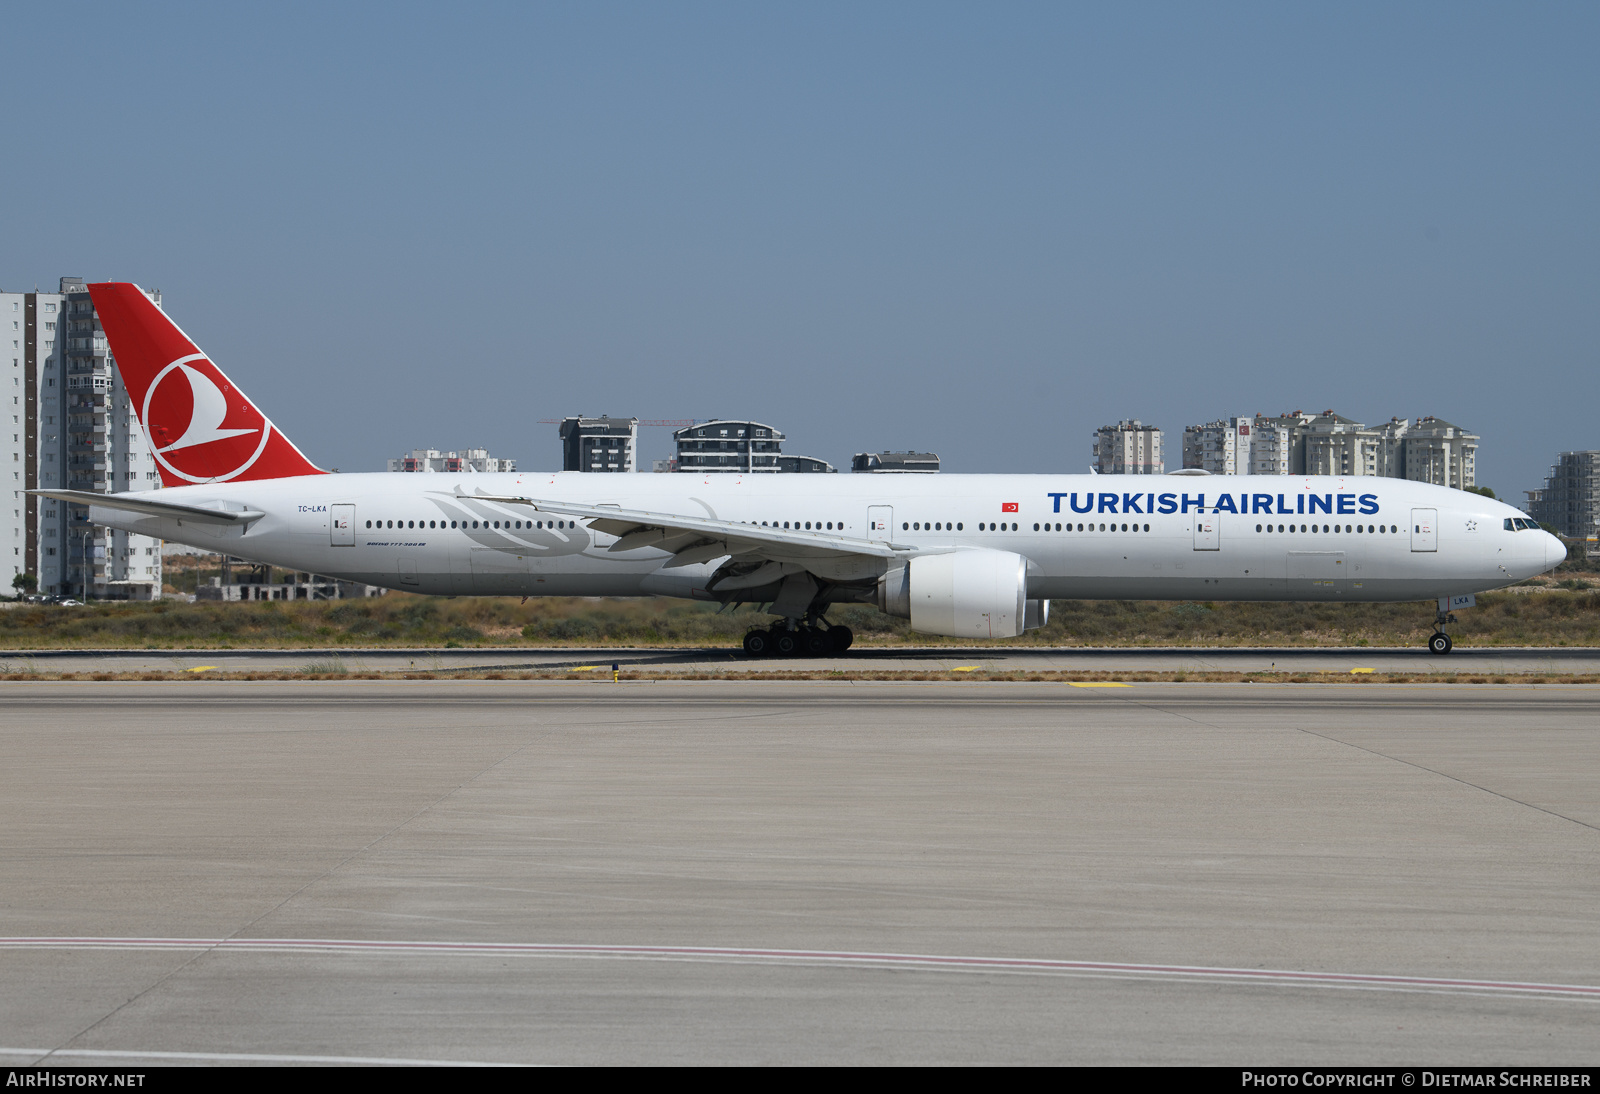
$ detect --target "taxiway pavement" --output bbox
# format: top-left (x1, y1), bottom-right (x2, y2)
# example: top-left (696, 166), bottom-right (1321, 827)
top-left (2, 680), bottom-right (1598, 1065)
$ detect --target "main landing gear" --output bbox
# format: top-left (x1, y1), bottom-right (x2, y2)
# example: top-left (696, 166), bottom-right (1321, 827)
top-left (742, 619), bottom-right (853, 659)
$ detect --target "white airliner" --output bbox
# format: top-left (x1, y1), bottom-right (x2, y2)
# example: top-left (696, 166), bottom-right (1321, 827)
top-left (34, 283), bottom-right (1562, 657)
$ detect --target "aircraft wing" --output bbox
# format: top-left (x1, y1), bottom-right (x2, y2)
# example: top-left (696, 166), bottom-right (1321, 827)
top-left (27, 489), bottom-right (265, 525)
top-left (460, 493), bottom-right (905, 569)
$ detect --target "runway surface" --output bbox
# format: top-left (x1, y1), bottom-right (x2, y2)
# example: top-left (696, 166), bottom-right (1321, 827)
top-left (2, 680), bottom-right (1598, 1065)
top-left (5, 643), bottom-right (1600, 675)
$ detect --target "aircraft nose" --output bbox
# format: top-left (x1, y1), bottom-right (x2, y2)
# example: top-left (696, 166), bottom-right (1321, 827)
top-left (1548, 532), bottom-right (1567, 570)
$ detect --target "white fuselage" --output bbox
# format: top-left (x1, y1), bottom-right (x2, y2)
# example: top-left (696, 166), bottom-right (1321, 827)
top-left (93, 472), bottom-right (1560, 603)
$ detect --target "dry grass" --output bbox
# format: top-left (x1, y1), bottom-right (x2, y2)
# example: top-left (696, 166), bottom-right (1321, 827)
top-left (1, 587), bottom-right (1598, 650)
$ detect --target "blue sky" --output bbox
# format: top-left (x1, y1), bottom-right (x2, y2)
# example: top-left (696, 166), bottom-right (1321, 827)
top-left (3, 2), bottom-right (1595, 495)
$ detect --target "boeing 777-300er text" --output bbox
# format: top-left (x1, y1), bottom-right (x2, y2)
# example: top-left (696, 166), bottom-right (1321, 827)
top-left (33, 283), bottom-right (1564, 656)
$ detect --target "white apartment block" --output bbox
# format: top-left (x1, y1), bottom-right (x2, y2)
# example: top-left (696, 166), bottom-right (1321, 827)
top-left (2, 289), bottom-right (60, 592)
top-left (4, 279), bottom-right (163, 599)
top-left (1301, 412), bottom-right (1378, 477)
top-left (1181, 416), bottom-right (1254, 475)
top-left (1093, 420), bottom-right (1163, 474)
top-left (388, 448), bottom-right (517, 473)
top-left (1183, 409), bottom-right (1476, 489)
top-left (1399, 417), bottom-right (1477, 490)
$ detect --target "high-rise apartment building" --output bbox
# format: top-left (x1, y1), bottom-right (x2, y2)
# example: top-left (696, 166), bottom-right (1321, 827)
top-left (3, 279), bottom-right (163, 599)
top-left (1093, 420), bottom-right (1163, 474)
top-left (1301, 412), bottom-right (1379, 477)
top-left (1181, 416), bottom-right (1254, 475)
top-left (559, 416), bottom-right (637, 472)
top-left (2, 288), bottom-right (61, 592)
top-left (1398, 417), bottom-right (1477, 490)
top-left (1527, 451), bottom-right (1600, 539)
top-left (59, 279), bottom-right (164, 598)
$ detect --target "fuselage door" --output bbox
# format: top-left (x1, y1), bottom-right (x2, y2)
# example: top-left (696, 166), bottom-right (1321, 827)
top-left (330, 504), bottom-right (356, 546)
top-left (1411, 508), bottom-right (1438, 552)
top-left (1193, 511), bottom-right (1219, 551)
top-left (868, 506), bottom-right (893, 542)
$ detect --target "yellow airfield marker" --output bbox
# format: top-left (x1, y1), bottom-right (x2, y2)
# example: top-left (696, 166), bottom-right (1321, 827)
top-left (186, 666), bottom-right (217, 673)
top-left (1070, 682), bottom-right (1132, 688)
top-left (1351, 668), bottom-right (1375, 674)
top-left (951, 666), bottom-right (979, 672)
top-left (571, 666), bottom-right (600, 672)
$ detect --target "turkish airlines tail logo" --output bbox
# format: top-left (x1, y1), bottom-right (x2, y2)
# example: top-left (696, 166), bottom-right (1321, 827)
top-left (87, 284), bottom-right (325, 485)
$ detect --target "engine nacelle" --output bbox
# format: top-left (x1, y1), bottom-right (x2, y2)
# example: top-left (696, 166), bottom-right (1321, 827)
top-left (877, 549), bottom-right (1028, 638)
top-left (1024, 598), bottom-right (1049, 632)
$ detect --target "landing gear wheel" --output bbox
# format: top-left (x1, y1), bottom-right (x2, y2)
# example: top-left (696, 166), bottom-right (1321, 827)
top-left (743, 630), bottom-right (772, 658)
top-left (1428, 632), bottom-right (1453, 655)
top-left (802, 628), bottom-right (831, 657)
top-left (829, 625), bottom-right (854, 653)
top-left (774, 630), bottom-right (800, 657)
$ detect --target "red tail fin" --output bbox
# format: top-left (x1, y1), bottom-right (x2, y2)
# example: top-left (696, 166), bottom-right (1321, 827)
top-left (88, 282), bottom-right (325, 485)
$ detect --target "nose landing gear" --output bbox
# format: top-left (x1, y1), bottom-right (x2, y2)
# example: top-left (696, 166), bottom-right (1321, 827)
top-left (1428, 596), bottom-right (1458, 654)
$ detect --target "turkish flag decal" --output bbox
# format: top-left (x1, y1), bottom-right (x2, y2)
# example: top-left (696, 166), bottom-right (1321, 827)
top-left (1001, 502), bottom-right (1019, 513)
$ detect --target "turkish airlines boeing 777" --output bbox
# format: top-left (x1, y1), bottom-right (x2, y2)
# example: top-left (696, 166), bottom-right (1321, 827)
top-left (34, 283), bottom-right (1562, 656)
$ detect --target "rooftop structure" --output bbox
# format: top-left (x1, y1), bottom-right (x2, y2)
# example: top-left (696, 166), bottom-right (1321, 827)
top-left (387, 448), bottom-right (516, 473)
top-left (852, 451), bottom-right (940, 473)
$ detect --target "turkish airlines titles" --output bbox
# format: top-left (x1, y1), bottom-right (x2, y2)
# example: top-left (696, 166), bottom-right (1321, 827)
top-left (1048, 490), bottom-right (1384, 517)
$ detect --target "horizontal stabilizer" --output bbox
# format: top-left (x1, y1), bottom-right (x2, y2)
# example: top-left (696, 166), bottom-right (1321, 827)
top-left (27, 489), bottom-right (265, 525)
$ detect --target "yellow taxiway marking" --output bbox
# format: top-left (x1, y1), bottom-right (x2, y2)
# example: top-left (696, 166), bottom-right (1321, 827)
top-left (1351, 668), bottom-right (1375, 674)
top-left (185, 666), bottom-right (217, 673)
top-left (570, 666), bottom-right (600, 672)
top-left (950, 666), bottom-right (979, 672)
top-left (1069, 682), bottom-right (1132, 688)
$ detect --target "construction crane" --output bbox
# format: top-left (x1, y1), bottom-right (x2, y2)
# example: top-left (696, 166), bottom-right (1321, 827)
top-left (537, 418), bottom-right (699, 427)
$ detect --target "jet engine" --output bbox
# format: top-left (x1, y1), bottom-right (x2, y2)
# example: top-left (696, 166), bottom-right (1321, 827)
top-left (877, 549), bottom-right (1029, 638)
